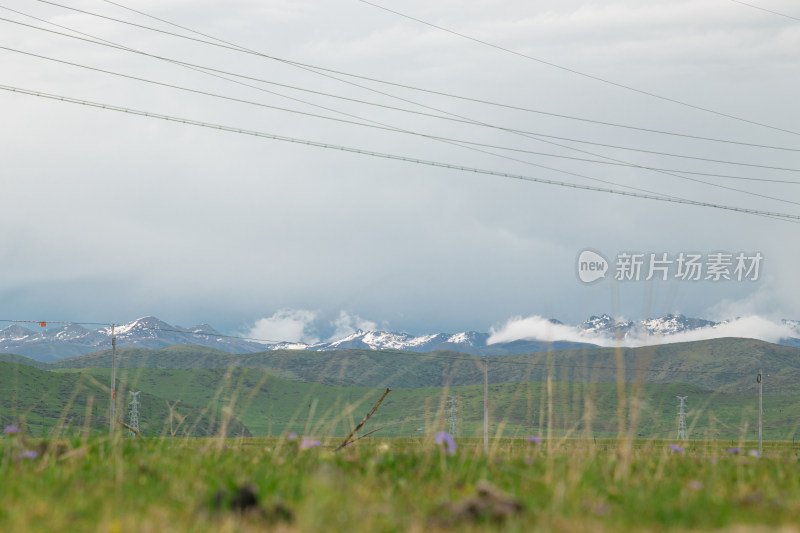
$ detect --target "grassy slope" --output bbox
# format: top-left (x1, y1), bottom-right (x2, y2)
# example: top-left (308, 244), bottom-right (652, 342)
top-left (5, 337), bottom-right (799, 440)
top-left (47, 366), bottom-right (800, 441)
top-left (0, 352), bottom-right (49, 369)
top-left (45, 338), bottom-right (800, 392)
top-left (0, 361), bottom-right (250, 438)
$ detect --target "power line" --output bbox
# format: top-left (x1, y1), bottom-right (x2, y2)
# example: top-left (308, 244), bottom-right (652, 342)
top-left (3, 83), bottom-right (799, 223)
top-left (5, 15), bottom-right (797, 174)
top-left (726, 0), bottom-right (800, 22)
top-left (4, 12), bottom-right (798, 209)
top-left (0, 8), bottom-right (795, 220)
top-left (7, 47), bottom-right (799, 207)
top-left (358, 0), bottom-right (800, 138)
top-left (88, 0), bottom-right (799, 153)
top-left (0, 319), bottom-right (112, 327)
top-left (33, 0), bottom-right (800, 150)
top-left (5, 8), bottom-right (796, 214)
top-left (5, 2), bottom-right (797, 218)
top-left (0, 15), bottom-right (694, 202)
top-left (0, 45), bottom-right (691, 202)
top-left (1, 40), bottom-right (795, 212)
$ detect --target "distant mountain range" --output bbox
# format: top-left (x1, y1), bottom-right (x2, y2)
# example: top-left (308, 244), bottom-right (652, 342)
top-left (1, 313), bottom-right (799, 362)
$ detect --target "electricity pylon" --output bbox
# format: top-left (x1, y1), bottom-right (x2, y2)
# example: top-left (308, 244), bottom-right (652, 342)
top-left (677, 395), bottom-right (688, 440)
top-left (446, 395), bottom-right (458, 437)
top-left (127, 391), bottom-right (141, 437)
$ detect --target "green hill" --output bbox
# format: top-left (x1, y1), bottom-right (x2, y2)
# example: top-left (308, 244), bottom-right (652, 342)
top-left (4, 337), bottom-right (797, 441)
top-left (46, 338), bottom-right (800, 393)
top-left (0, 361), bottom-right (250, 438)
top-left (5, 362), bottom-right (792, 441)
top-left (0, 352), bottom-right (49, 369)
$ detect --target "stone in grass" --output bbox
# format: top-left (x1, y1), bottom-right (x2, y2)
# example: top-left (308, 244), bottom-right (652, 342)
top-left (432, 480), bottom-right (523, 525)
top-left (211, 484), bottom-right (293, 523)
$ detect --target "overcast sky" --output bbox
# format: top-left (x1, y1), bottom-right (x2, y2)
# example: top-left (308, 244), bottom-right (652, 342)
top-left (1, 0), bottom-right (798, 342)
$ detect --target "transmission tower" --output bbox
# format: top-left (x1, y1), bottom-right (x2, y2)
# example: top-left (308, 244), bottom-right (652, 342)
top-left (677, 395), bottom-right (688, 440)
top-left (127, 391), bottom-right (141, 437)
top-left (446, 395), bottom-right (459, 437)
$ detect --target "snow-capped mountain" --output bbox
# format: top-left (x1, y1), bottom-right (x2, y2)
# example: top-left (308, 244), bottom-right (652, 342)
top-left (268, 330), bottom-right (592, 355)
top-left (2, 314), bottom-right (799, 363)
top-left (0, 317), bottom-right (267, 362)
top-left (576, 313), bottom-right (800, 347)
top-left (580, 313), bottom-right (718, 339)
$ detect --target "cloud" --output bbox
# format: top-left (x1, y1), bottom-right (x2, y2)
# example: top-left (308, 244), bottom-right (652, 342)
top-left (662, 316), bottom-right (797, 346)
top-left (328, 311), bottom-right (379, 342)
top-left (488, 315), bottom-right (600, 345)
top-left (246, 309), bottom-right (319, 344)
top-left (487, 314), bottom-right (799, 347)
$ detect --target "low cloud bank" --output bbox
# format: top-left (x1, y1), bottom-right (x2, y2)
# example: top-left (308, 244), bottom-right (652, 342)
top-left (487, 315), bottom-right (799, 347)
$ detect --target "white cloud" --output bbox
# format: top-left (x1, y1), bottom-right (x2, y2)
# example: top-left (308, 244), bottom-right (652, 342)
top-left (664, 316), bottom-right (796, 345)
top-left (247, 309), bottom-right (319, 344)
top-left (488, 315), bottom-right (599, 345)
top-left (328, 310), bottom-right (379, 342)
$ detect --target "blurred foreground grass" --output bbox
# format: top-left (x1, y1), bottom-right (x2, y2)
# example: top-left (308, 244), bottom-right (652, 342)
top-left (2, 433), bottom-right (800, 532)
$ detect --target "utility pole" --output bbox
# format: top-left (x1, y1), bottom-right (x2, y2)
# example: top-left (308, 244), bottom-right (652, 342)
top-left (109, 323), bottom-right (117, 435)
top-left (758, 369), bottom-right (763, 455)
top-left (483, 358), bottom-right (489, 453)
top-left (677, 395), bottom-right (688, 441)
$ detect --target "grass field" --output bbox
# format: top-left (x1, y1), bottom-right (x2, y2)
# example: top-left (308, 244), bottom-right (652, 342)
top-left (3, 343), bottom-right (800, 531)
top-left (2, 431), bottom-right (799, 532)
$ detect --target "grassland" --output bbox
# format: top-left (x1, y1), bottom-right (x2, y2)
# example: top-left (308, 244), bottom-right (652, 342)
top-left (3, 338), bottom-right (800, 531)
top-left (2, 433), bottom-right (799, 532)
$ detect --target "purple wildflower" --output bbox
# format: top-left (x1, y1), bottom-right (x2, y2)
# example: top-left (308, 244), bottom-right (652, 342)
top-left (527, 436), bottom-right (542, 445)
top-left (18, 450), bottom-right (37, 460)
top-left (726, 447), bottom-right (742, 454)
top-left (748, 450), bottom-right (760, 457)
top-left (286, 432), bottom-right (298, 442)
top-left (435, 431), bottom-right (456, 455)
top-left (670, 443), bottom-right (685, 453)
top-left (3, 425), bottom-right (20, 436)
top-left (299, 437), bottom-right (321, 450)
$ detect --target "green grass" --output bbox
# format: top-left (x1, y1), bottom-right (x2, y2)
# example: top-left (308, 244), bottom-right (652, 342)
top-left (1, 434), bottom-right (799, 532)
top-left (4, 343), bottom-right (800, 532)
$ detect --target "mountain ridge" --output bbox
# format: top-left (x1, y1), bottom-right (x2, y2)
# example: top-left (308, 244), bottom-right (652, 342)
top-left (1, 313), bottom-right (798, 362)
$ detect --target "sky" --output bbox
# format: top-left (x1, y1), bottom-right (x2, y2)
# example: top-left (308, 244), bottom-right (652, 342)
top-left (1, 0), bottom-right (799, 343)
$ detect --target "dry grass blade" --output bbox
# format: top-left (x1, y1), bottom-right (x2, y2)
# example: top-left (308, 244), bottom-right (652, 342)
top-left (336, 388), bottom-right (391, 450)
